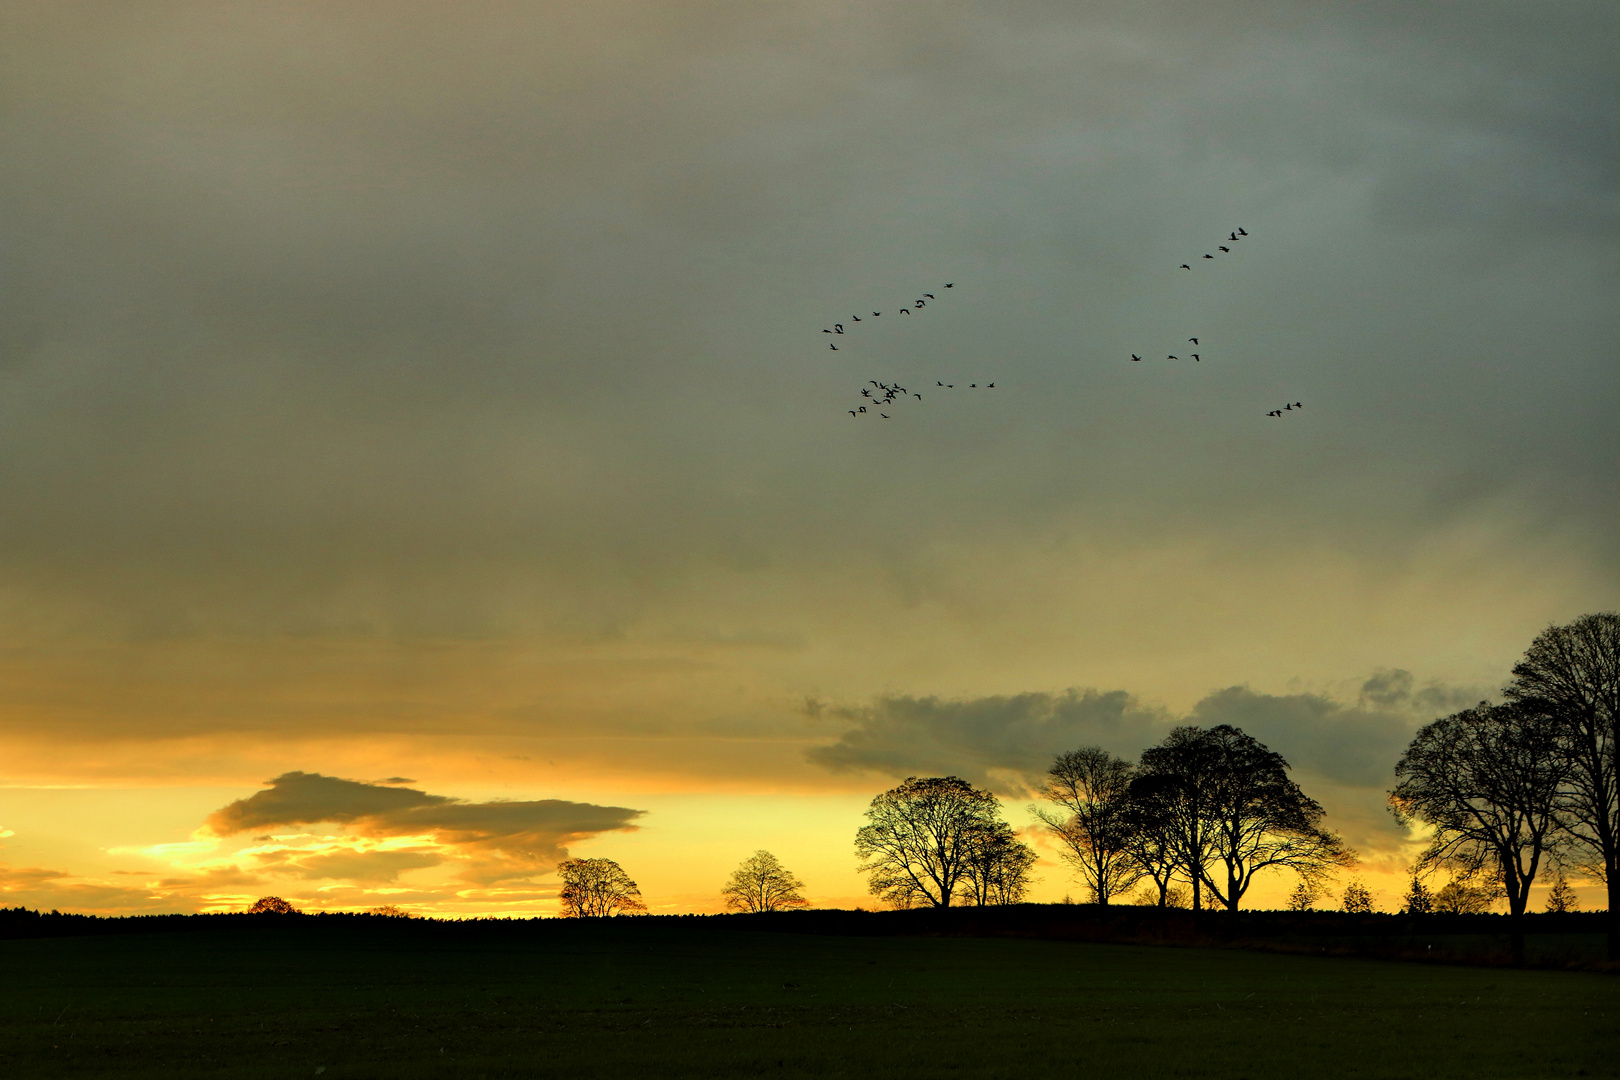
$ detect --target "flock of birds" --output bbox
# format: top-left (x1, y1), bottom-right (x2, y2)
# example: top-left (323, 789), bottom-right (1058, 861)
top-left (822, 226), bottom-right (1301, 421)
top-left (820, 283), bottom-right (1001, 419)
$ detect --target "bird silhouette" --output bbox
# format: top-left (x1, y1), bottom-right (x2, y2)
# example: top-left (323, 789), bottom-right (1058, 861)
top-left (913, 393), bottom-right (922, 400)
top-left (880, 413), bottom-right (890, 419)
top-left (899, 308), bottom-right (910, 314)
top-left (944, 283), bottom-right (954, 288)
top-left (1167, 354), bottom-right (1178, 360)
top-left (822, 329), bottom-right (832, 334)
top-left (1218, 246), bottom-right (1230, 253)
top-left (1131, 355), bottom-right (1142, 361)
top-left (1203, 254), bottom-right (1214, 259)
top-left (858, 406), bottom-right (867, 413)
top-left (987, 382), bottom-right (995, 388)
top-left (835, 324), bottom-right (844, 333)
top-left (830, 344), bottom-right (838, 350)
top-left (852, 316), bottom-right (861, 322)
top-left (970, 383), bottom-right (977, 388)
top-left (1180, 264), bottom-right (1191, 270)
top-left (1294, 402), bottom-right (1302, 408)
top-left (1229, 232), bottom-right (1239, 241)
top-left (1284, 403), bottom-right (1292, 410)
top-left (1238, 227), bottom-right (1248, 236)
top-left (849, 410), bottom-right (857, 417)
top-left (937, 381), bottom-right (945, 386)
top-left (873, 312), bottom-right (882, 316)
top-left (1189, 338), bottom-right (1198, 344)
top-left (1191, 354), bottom-right (1200, 361)
top-left (923, 293), bottom-right (935, 299)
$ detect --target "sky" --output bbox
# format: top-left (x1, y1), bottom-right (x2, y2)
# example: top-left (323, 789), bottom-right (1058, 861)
top-left (0, 0), bottom-right (1614, 917)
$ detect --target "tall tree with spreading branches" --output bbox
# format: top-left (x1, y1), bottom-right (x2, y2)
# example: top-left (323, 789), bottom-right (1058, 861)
top-left (557, 857), bottom-right (647, 917)
top-left (854, 776), bottom-right (1001, 908)
top-left (1033, 747), bottom-right (1142, 904)
top-left (958, 820), bottom-right (1038, 906)
top-left (1198, 725), bottom-right (1355, 911)
top-left (1503, 612), bottom-right (1620, 958)
top-left (1390, 701), bottom-right (1569, 963)
top-left (720, 850), bottom-right (809, 912)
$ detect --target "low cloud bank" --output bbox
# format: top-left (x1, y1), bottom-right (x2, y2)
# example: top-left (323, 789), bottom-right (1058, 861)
top-left (808, 671), bottom-right (1481, 794)
top-left (205, 771), bottom-right (646, 884)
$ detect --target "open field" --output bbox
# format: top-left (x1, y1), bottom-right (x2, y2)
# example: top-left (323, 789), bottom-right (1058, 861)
top-left (2, 917), bottom-right (1616, 1080)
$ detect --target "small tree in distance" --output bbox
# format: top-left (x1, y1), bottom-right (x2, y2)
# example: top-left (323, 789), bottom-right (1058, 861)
top-left (721, 851), bottom-right (809, 912)
top-left (1401, 875), bottom-right (1434, 915)
top-left (1432, 878), bottom-right (1503, 915)
top-left (1544, 872), bottom-right (1580, 913)
top-left (247, 896), bottom-right (300, 915)
top-left (1341, 880), bottom-right (1375, 914)
top-left (1285, 881), bottom-right (1318, 911)
top-left (368, 904), bottom-right (412, 918)
top-left (557, 857), bottom-right (647, 917)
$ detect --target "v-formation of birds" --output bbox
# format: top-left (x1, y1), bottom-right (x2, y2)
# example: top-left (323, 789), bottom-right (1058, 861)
top-left (822, 226), bottom-right (1298, 421)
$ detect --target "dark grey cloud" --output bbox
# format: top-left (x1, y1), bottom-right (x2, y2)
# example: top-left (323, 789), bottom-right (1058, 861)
top-left (807, 689), bottom-right (1168, 793)
top-left (808, 671), bottom-right (1484, 792)
top-left (0, 0), bottom-right (1609, 652)
top-left (206, 772), bottom-right (645, 873)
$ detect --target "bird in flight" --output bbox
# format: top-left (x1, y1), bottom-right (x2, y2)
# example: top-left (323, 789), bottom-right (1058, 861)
top-left (1203, 254), bottom-right (1214, 259)
top-left (987, 383), bottom-right (995, 388)
top-left (1131, 354), bottom-right (1142, 362)
top-left (830, 344), bottom-right (838, 350)
top-left (1180, 264), bottom-right (1191, 270)
top-left (1167, 354), bottom-right (1178, 360)
top-left (1218, 246), bottom-right (1230, 253)
top-left (835, 324), bottom-right (844, 333)
top-left (849, 410), bottom-right (857, 417)
top-left (1189, 338), bottom-right (1198, 344)
top-left (1191, 354), bottom-right (1200, 361)
top-left (852, 315), bottom-right (861, 322)
top-left (873, 311), bottom-right (882, 316)
top-left (1229, 232), bottom-right (1239, 241)
top-left (1238, 227), bottom-right (1248, 235)
top-left (923, 293), bottom-right (935, 299)
top-left (880, 413), bottom-right (890, 419)
top-left (944, 283), bottom-right (953, 288)
top-left (899, 308), bottom-right (910, 314)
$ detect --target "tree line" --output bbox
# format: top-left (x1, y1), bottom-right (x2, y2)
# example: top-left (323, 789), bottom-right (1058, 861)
top-left (532, 614), bottom-right (1618, 966)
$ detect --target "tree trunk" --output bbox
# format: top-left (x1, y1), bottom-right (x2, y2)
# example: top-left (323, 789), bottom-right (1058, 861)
top-left (1607, 872), bottom-right (1619, 962)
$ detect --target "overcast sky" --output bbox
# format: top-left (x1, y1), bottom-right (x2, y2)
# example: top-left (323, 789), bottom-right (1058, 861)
top-left (0, 1), bottom-right (1613, 915)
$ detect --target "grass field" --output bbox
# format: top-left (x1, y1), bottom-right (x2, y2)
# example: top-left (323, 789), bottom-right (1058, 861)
top-left (3, 919), bottom-right (1615, 1079)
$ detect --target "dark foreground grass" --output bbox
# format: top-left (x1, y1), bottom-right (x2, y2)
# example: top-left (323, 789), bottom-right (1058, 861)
top-left (2, 919), bottom-right (1615, 1079)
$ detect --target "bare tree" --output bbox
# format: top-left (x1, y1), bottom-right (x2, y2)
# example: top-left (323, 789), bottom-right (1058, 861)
top-left (1199, 725), bottom-right (1355, 911)
top-left (1341, 880), bottom-right (1375, 914)
top-left (367, 904), bottom-right (412, 918)
top-left (1132, 725), bottom-right (1352, 912)
top-left (557, 857), bottom-right (647, 917)
top-left (1432, 878), bottom-right (1503, 914)
top-left (854, 776), bottom-right (1001, 908)
top-left (1544, 872), bottom-right (1580, 913)
top-left (958, 821), bottom-right (1038, 906)
top-left (1286, 881), bottom-right (1319, 911)
top-left (1504, 612), bottom-right (1619, 958)
top-left (1033, 747), bottom-right (1142, 904)
top-left (721, 850), bottom-right (809, 912)
top-left (1119, 785), bottom-right (1183, 907)
top-left (1391, 701), bottom-right (1568, 962)
top-left (1130, 726), bottom-right (1224, 911)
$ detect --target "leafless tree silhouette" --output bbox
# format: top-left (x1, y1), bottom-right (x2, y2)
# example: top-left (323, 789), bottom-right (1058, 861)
top-left (1392, 701), bottom-right (1568, 961)
top-left (1504, 612), bottom-right (1619, 958)
top-left (557, 857), bottom-right (647, 917)
top-left (1033, 747), bottom-right (1142, 904)
top-left (855, 776), bottom-right (1001, 908)
top-left (721, 850), bottom-right (809, 912)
